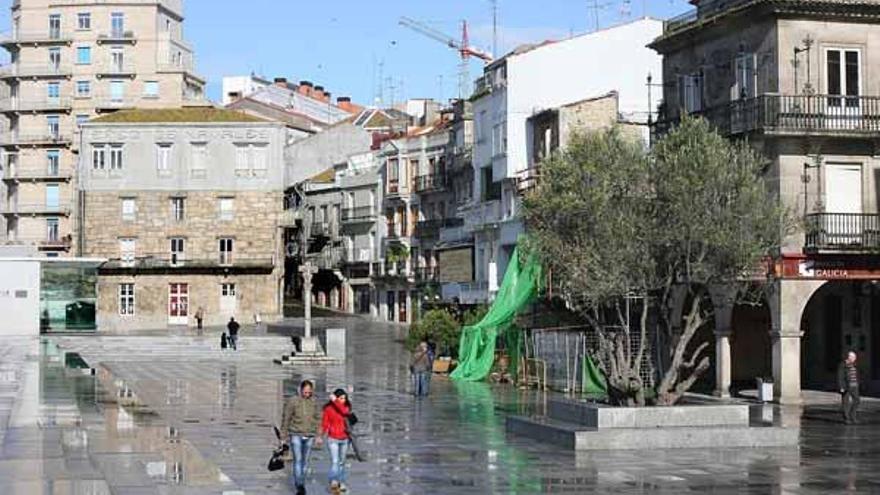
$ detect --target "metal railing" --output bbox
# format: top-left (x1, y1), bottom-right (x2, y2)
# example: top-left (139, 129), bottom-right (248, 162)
top-left (341, 206), bottom-right (376, 222)
top-left (416, 266), bottom-right (439, 282)
top-left (0, 64), bottom-right (73, 78)
top-left (415, 217), bottom-right (464, 237)
top-left (805, 213), bottom-right (880, 252)
top-left (663, 0), bottom-right (755, 34)
top-left (414, 174), bottom-right (446, 192)
top-left (0, 30), bottom-right (72, 44)
top-left (343, 248), bottom-right (373, 264)
top-left (2, 168), bottom-right (72, 181)
top-left (3, 236), bottom-right (72, 249)
top-left (97, 31), bottom-right (137, 43)
top-left (0, 97), bottom-right (72, 112)
top-left (97, 63), bottom-right (137, 76)
top-left (660, 94), bottom-right (880, 137)
top-left (1, 133), bottom-right (73, 146)
top-left (3, 203), bottom-right (72, 215)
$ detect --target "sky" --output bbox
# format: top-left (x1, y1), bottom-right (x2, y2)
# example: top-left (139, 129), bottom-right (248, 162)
top-left (0, 0), bottom-right (693, 105)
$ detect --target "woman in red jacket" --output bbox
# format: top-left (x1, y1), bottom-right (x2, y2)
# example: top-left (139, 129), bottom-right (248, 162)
top-left (322, 389), bottom-right (353, 492)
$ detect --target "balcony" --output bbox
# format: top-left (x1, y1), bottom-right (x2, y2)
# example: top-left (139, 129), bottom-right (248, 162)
top-left (660, 94), bottom-right (880, 138)
top-left (97, 31), bottom-right (137, 44)
top-left (3, 236), bottom-right (72, 251)
top-left (341, 206), bottom-right (377, 224)
top-left (93, 97), bottom-right (137, 112)
top-left (2, 167), bottom-right (72, 182)
top-left (804, 213), bottom-right (880, 253)
top-left (416, 266), bottom-right (439, 283)
top-left (415, 218), bottom-right (464, 238)
top-left (463, 200), bottom-right (502, 232)
top-left (343, 248), bottom-right (373, 265)
top-left (515, 166), bottom-right (541, 194)
top-left (1, 132), bottom-right (73, 147)
top-left (414, 174), bottom-right (446, 193)
top-left (0, 97), bottom-right (72, 113)
top-left (0, 64), bottom-right (72, 79)
top-left (3, 202), bottom-right (72, 216)
top-left (96, 63), bottom-right (137, 79)
top-left (0, 30), bottom-right (72, 47)
top-left (99, 256), bottom-right (275, 275)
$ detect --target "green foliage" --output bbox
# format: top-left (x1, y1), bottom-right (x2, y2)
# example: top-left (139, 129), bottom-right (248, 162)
top-left (461, 304), bottom-right (490, 327)
top-left (386, 244), bottom-right (410, 263)
top-left (522, 118), bottom-right (794, 406)
top-left (407, 309), bottom-right (461, 357)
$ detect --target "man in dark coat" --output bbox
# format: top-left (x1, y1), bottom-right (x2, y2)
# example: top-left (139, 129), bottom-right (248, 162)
top-left (838, 351), bottom-right (860, 424)
top-left (227, 317), bottom-right (240, 351)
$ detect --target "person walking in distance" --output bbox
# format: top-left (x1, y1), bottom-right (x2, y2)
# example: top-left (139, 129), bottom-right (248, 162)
top-left (321, 389), bottom-right (356, 493)
top-left (227, 317), bottom-right (240, 351)
top-left (195, 307), bottom-right (205, 335)
top-left (838, 351), bottom-right (861, 424)
top-left (410, 341), bottom-right (432, 397)
top-left (280, 380), bottom-right (322, 495)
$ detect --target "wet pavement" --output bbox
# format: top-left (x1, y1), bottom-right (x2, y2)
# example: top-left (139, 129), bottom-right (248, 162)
top-left (1, 318), bottom-right (880, 494)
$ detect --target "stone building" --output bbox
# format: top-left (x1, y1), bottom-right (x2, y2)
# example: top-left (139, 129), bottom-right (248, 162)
top-left (651, 0), bottom-right (880, 402)
top-left (1, 0), bottom-right (205, 256)
top-left (78, 108), bottom-right (285, 331)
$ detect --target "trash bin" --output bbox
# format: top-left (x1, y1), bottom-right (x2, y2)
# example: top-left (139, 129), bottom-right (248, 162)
top-left (757, 377), bottom-right (774, 402)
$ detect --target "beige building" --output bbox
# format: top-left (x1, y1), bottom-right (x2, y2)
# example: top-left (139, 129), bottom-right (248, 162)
top-left (652, 0), bottom-right (880, 403)
top-left (1, 0), bottom-right (205, 256)
top-left (78, 108), bottom-right (285, 332)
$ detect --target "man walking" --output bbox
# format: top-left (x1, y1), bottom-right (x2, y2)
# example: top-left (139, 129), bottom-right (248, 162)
top-left (281, 380), bottom-right (322, 495)
top-left (227, 317), bottom-right (240, 351)
top-left (195, 307), bottom-right (204, 335)
top-left (838, 351), bottom-right (861, 424)
top-left (410, 341), bottom-right (432, 397)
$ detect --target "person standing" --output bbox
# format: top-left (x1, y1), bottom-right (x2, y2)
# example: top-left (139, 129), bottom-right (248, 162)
top-left (410, 342), bottom-right (432, 397)
top-left (280, 380), bottom-right (322, 495)
top-left (195, 307), bottom-right (205, 334)
top-left (227, 317), bottom-right (240, 351)
top-left (321, 389), bottom-right (354, 493)
top-left (838, 351), bottom-right (861, 424)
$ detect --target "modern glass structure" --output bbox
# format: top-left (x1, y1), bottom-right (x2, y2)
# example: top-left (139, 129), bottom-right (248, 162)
top-left (40, 261), bottom-right (99, 332)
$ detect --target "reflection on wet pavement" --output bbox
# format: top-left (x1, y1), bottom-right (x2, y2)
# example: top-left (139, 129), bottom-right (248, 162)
top-left (0, 319), bottom-right (879, 493)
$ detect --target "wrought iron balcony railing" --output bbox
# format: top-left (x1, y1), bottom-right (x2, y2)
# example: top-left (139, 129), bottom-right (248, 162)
top-left (804, 213), bottom-right (880, 252)
top-left (415, 218), bottom-right (464, 237)
top-left (341, 206), bottom-right (376, 223)
top-left (414, 174), bottom-right (446, 193)
top-left (416, 266), bottom-right (439, 282)
top-left (0, 97), bottom-right (72, 113)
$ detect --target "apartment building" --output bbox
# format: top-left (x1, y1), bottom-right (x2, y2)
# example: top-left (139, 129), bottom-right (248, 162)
top-left (1, 0), bottom-right (205, 256)
top-left (466, 18), bottom-right (663, 303)
top-left (78, 108), bottom-right (285, 331)
top-left (651, 0), bottom-right (880, 402)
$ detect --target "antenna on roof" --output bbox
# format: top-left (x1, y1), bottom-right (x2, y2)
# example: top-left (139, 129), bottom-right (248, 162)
top-left (491, 0), bottom-right (498, 59)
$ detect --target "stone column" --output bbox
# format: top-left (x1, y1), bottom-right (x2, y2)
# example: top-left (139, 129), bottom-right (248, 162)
top-left (709, 285), bottom-right (735, 399)
top-left (299, 262), bottom-right (320, 355)
top-left (771, 328), bottom-right (802, 404)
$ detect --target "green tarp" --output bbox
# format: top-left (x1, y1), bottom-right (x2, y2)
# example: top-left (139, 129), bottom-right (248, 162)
top-left (451, 246), bottom-right (543, 382)
top-left (582, 352), bottom-right (609, 397)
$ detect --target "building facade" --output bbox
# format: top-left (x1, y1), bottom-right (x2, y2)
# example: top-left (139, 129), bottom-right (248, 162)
top-left (652, 0), bottom-right (880, 402)
top-left (466, 18), bottom-right (664, 303)
top-left (78, 108), bottom-right (285, 331)
top-left (1, 0), bottom-right (205, 257)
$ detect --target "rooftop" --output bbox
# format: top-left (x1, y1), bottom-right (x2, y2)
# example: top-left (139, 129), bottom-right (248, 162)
top-left (90, 107), bottom-right (268, 124)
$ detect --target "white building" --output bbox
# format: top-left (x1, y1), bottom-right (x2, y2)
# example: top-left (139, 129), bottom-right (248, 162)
top-left (464, 18), bottom-right (663, 303)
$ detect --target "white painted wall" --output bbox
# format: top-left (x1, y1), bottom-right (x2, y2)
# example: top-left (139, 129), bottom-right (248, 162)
top-left (222, 75), bottom-right (270, 106)
top-left (0, 259), bottom-right (40, 336)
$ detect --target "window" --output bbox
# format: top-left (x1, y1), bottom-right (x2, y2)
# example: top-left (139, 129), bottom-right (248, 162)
top-left (46, 218), bottom-right (59, 242)
top-left (110, 48), bottom-right (124, 72)
top-left (48, 47), bottom-right (61, 69)
top-left (826, 49), bottom-right (861, 108)
top-left (111, 12), bottom-right (125, 37)
top-left (119, 238), bottom-right (136, 266)
top-left (190, 142), bottom-right (206, 177)
top-left (47, 150), bottom-right (59, 176)
top-left (234, 143), bottom-right (269, 177)
top-left (76, 46), bottom-right (91, 65)
top-left (219, 238), bottom-right (234, 265)
top-left (45, 184), bottom-right (59, 208)
top-left (171, 197), bottom-right (185, 222)
top-left (121, 198), bottom-right (136, 221)
top-left (219, 198), bottom-right (234, 221)
top-left (156, 143), bottom-right (172, 176)
top-left (387, 158), bottom-right (399, 193)
top-left (144, 81), bottom-right (159, 98)
top-left (221, 283), bottom-right (236, 297)
top-left (234, 144), bottom-right (249, 176)
top-left (252, 144), bottom-right (268, 177)
top-left (92, 144), bottom-right (106, 169)
top-left (76, 80), bottom-right (91, 98)
top-left (734, 53), bottom-right (756, 100)
top-left (76, 114), bottom-right (89, 127)
top-left (47, 115), bottom-right (60, 138)
top-left (118, 284), bottom-right (135, 316)
top-left (170, 238), bottom-right (185, 266)
top-left (110, 80), bottom-right (125, 102)
top-left (77, 12), bottom-right (91, 30)
top-left (678, 73), bottom-right (703, 114)
top-left (109, 144), bottom-right (123, 171)
top-left (49, 14), bottom-right (61, 39)
top-left (47, 82), bottom-right (60, 100)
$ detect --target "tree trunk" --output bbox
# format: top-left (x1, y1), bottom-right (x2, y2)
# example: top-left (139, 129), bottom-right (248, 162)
top-left (655, 292), bottom-right (712, 406)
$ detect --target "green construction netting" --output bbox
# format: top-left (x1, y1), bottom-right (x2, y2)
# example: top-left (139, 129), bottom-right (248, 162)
top-left (451, 246), bottom-right (543, 382)
top-left (582, 352), bottom-right (609, 397)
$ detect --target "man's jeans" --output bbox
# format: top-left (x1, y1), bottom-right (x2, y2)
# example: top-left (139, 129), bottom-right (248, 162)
top-left (288, 434), bottom-right (314, 488)
top-left (413, 371), bottom-right (430, 396)
top-left (842, 386), bottom-right (861, 423)
top-left (327, 438), bottom-right (349, 484)
top-left (229, 335), bottom-right (238, 350)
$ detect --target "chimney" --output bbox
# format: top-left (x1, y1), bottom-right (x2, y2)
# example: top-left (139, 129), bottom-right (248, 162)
top-left (273, 77), bottom-right (288, 89)
top-left (337, 96), bottom-right (354, 113)
top-left (298, 80), bottom-right (313, 97)
top-left (314, 85), bottom-right (326, 102)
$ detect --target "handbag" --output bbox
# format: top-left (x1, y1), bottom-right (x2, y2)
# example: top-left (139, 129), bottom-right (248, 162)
top-left (267, 445), bottom-right (286, 471)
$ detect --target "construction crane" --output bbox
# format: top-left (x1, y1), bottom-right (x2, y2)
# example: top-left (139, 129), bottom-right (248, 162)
top-left (399, 16), bottom-right (494, 100)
